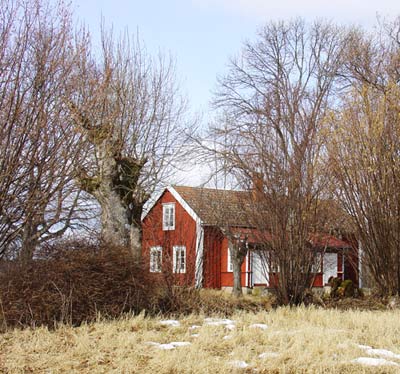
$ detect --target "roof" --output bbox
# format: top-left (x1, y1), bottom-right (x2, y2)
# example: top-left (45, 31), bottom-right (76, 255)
top-left (172, 186), bottom-right (254, 227)
top-left (228, 228), bottom-right (351, 249)
top-left (310, 234), bottom-right (352, 250)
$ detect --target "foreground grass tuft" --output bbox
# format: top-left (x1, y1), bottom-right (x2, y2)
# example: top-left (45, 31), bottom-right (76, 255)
top-left (1, 307), bottom-right (400, 373)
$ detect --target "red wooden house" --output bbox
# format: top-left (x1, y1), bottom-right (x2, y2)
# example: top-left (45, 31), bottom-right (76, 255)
top-left (141, 186), bottom-right (358, 290)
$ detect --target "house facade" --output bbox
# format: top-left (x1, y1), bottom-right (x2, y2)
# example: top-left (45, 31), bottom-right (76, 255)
top-left (141, 186), bottom-right (358, 290)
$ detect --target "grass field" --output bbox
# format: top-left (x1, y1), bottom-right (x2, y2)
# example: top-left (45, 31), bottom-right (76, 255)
top-left (1, 306), bottom-right (400, 373)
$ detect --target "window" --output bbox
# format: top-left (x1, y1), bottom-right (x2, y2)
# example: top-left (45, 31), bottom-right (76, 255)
top-left (227, 248), bottom-right (233, 272)
top-left (312, 252), bottom-right (322, 273)
top-left (150, 246), bottom-right (162, 273)
top-left (162, 203), bottom-right (175, 230)
top-left (173, 246), bottom-right (186, 273)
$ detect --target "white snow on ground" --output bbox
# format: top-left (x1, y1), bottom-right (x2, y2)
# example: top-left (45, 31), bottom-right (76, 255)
top-left (250, 323), bottom-right (268, 330)
top-left (159, 320), bottom-right (180, 327)
top-left (225, 324), bottom-right (235, 330)
top-left (259, 352), bottom-right (279, 359)
top-left (357, 345), bottom-right (400, 360)
top-left (158, 343), bottom-right (176, 350)
top-left (145, 341), bottom-right (191, 350)
top-left (169, 342), bottom-right (191, 347)
top-left (352, 357), bottom-right (400, 366)
top-left (357, 344), bottom-right (372, 350)
top-left (189, 325), bottom-right (201, 330)
top-left (204, 318), bottom-right (235, 326)
top-left (223, 335), bottom-right (232, 340)
top-left (229, 360), bottom-right (249, 368)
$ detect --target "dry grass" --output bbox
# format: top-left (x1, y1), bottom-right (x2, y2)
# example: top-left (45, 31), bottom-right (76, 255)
top-left (1, 306), bottom-right (400, 373)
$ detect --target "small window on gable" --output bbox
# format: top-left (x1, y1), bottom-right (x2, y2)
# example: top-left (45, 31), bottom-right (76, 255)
top-left (173, 245), bottom-right (186, 273)
top-left (163, 203), bottom-right (175, 231)
top-left (150, 246), bottom-right (162, 273)
top-left (227, 247), bottom-right (233, 272)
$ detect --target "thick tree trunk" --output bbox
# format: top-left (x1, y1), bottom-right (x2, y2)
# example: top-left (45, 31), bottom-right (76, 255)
top-left (231, 240), bottom-right (248, 297)
top-left (96, 188), bottom-right (130, 248)
top-left (83, 140), bottom-right (144, 261)
top-left (232, 255), bottom-right (243, 297)
top-left (130, 224), bottom-right (142, 262)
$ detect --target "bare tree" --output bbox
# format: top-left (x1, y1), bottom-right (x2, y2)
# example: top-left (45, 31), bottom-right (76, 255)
top-left (69, 28), bottom-right (191, 260)
top-left (0, 0), bottom-right (92, 260)
top-left (329, 19), bottom-right (400, 295)
top-left (211, 20), bottom-right (350, 304)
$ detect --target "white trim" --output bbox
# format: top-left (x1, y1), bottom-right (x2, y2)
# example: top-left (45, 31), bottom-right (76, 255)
top-left (227, 247), bottom-right (233, 272)
top-left (141, 186), bottom-right (204, 287)
top-left (245, 252), bottom-right (249, 287)
top-left (173, 245), bottom-right (186, 273)
top-left (195, 222), bottom-right (204, 288)
top-left (150, 246), bottom-right (162, 273)
top-left (167, 186), bottom-right (201, 223)
top-left (358, 240), bottom-right (363, 288)
top-left (168, 186), bottom-right (204, 287)
top-left (162, 202), bottom-right (175, 231)
top-left (141, 188), bottom-right (166, 220)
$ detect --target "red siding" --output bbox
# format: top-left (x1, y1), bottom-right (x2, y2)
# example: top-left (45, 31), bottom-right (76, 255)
top-left (203, 227), bottom-right (223, 288)
top-left (142, 190), bottom-right (197, 286)
top-left (220, 237), bottom-right (249, 288)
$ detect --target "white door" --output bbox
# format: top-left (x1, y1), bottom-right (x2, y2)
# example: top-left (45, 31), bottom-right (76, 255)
top-left (323, 253), bottom-right (337, 285)
top-left (252, 252), bottom-right (269, 286)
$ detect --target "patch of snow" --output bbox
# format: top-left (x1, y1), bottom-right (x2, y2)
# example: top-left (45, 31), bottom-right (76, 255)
top-left (225, 324), bottom-right (236, 331)
top-left (357, 344), bottom-right (372, 350)
top-left (158, 343), bottom-right (176, 350)
top-left (189, 325), bottom-right (201, 330)
top-left (204, 318), bottom-right (235, 326)
top-left (366, 348), bottom-right (400, 360)
top-left (145, 341), bottom-right (191, 350)
top-left (229, 360), bottom-right (249, 368)
top-left (223, 335), bottom-right (232, 340)
top-left (170, 341), bottom-right (191, 347)
top-left (259, 352), bottom-right (279, 359)
top-left (250, 323), bottom-right (268, 330)
top-left (160, 320), bottom-right (180, 327)
top-left (352, 357), bottom-right (399, 366)
top-left (145, 341), bottom-right (161, 346)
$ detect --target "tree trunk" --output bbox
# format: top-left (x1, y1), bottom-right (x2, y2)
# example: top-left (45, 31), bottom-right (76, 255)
top-left (19, 223), bottom-right (38, 263)
top-left (230, 240), bottom-right (248, 297)
top-left (96, 187), bottom-right (130, 248)
top-left (130, 224), bottom-right (142, 262)
top-left (232, 254), bottom-right (243, 297)
top-left (82, 140), bottom-right (144, 261)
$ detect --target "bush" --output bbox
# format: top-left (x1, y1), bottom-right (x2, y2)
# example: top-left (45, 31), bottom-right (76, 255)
top-left (0, 241), bottom-right (155, 329)
top-left (0, 240), bottom-right (272, 330)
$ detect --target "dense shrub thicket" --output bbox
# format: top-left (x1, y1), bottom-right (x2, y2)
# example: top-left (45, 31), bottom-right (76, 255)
top-left (0, 241), bottom-right (269, 329)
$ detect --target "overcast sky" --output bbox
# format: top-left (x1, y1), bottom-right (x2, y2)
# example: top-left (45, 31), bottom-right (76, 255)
top-left (70, 0), bottom-right (399, 186)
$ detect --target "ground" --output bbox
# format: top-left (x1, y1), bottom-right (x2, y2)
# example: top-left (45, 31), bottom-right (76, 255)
top-left (1, 306), bottom-right (400, 373)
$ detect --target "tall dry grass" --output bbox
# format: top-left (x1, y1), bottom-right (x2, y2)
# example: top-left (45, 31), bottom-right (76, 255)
top-left (1, 306), bottom-right (400, 373)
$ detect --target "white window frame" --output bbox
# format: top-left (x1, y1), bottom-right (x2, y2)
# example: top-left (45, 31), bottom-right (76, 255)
top-left (173, 245), bottom-right (186, 273)
top-left (162, 203), bottom-right (175, 231)
top-left (150, 246), bottom-right (162, 273)
top-left (227, 247), bottom-right (233, 272)
top-left (312, 252), bottom-right (322, 273)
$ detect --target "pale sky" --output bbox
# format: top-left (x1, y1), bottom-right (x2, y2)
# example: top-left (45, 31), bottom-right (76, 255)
top-left (71, 0), bottom-right (399, 115)
top-left (71, 0), bottom-right (399, 186)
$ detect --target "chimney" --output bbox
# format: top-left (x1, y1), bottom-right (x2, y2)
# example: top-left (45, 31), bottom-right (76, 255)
top-left (252, 172), bottom-right (264, 200)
